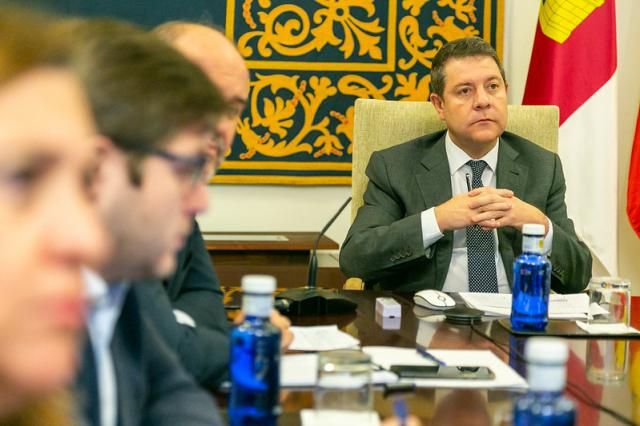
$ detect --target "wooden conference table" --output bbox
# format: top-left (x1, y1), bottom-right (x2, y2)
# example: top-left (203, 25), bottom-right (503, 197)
top-left (223, 291), bottom-right (640, 425)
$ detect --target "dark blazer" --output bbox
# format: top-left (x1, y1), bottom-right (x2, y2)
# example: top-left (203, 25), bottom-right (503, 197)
top-left (138, 221), bottom-right (230, 389)
top-left (77, 288), bottom-right (223, 426)
top-left (339, 130), bottom-right (592, 293)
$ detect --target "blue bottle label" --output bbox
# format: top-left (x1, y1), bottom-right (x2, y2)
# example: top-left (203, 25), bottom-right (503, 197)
top-left (514, 392), bottom-right (576, 426)
top-left (511, 254), bottom-right (551, 332)
top-left (229, 320), bottom-right (281, 426)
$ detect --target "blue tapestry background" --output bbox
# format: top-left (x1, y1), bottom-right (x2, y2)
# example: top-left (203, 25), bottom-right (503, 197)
top-left (26, 0), bottom-right (503, 185)
top-left (219, 0), bottom-right (503, 185)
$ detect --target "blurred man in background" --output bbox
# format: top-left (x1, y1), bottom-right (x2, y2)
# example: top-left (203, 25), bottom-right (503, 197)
top-left (67, 19), bottom-right (227, 425)
top-left (137, 21), bottom-right (291, 390)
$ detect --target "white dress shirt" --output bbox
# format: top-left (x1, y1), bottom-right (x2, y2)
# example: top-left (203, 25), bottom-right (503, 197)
top-left (83, 269), bottom-right (129, 426)
top-left (419, 132), bottom-right (553, 293)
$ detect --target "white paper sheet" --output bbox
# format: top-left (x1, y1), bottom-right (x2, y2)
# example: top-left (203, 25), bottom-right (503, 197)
top-left (289, 325), bottom-right (360, 351)
top-left (589, 302), bottom-right (611, 317)
top-left (575, 321), bottom-right (640, 335)
top-left (459, 292), bottom-right (590, 319)
top-left (301, 410), bottom-right (380, 426)
top-left (280, 353), bottom-right (398, 387)
top-left (281, 354), bottom-right (318, 387)
top-left (362, 346), bottom-right (528, 390)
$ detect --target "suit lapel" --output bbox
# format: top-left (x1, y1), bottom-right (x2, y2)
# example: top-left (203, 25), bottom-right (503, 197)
top-left (76, 338), bottom-right (101, 426)
top-left (496, 136), bottom-right (528, 286)
top-left (496, 137), bottom-right (527, 199)
top-left (112, 290), bottom-right (145, 426)
top-left (416, 134), bottom-right (451, 208)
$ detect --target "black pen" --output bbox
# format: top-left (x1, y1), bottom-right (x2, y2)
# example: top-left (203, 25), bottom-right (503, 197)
top-left (465, 173), bottom-right (472, 191)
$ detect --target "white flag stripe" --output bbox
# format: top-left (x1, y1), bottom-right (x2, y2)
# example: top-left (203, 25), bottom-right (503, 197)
top-left (558, 74), bottom-right (618, 274)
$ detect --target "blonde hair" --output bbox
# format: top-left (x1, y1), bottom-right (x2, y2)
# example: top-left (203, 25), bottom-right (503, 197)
top-left (0, 7), bottom-right (70, 84)
top-left (3, 392), bottom-right (77, 426)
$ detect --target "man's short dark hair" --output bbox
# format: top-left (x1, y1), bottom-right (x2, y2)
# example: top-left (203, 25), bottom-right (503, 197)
top-left (430, 37), bottom-right (506, 98)
top-left (66, 19), bottom-right (229, 183)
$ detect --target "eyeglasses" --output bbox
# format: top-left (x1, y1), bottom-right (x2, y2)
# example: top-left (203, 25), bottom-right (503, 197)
top-left (208, 133), bottom-right (226, 166)
top-left (151, 148), bottom-right (208, 187)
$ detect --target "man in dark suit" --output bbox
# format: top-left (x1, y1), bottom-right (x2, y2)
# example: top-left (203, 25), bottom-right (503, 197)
top-left (340, 37), bottom-right (591, 293)
top-left (134, 220), bottom-right (230, 389)
top-left (70, 20), bottom-right (226, 425)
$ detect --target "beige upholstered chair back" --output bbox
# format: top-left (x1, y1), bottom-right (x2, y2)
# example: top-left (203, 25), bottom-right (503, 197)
top-left (351, 100), bottom-right (559, 219)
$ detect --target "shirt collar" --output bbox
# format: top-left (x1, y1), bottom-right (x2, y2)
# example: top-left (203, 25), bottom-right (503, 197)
top-left (444, 131), bottom-right (500, 176)
top-left (83, 268), bottom-right (107, 305)
top-left (82, 267), bottom-right (128, 308)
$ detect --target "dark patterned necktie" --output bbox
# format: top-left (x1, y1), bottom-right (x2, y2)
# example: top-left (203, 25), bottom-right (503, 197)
top-left (466, 160), bottom-right (499, 292)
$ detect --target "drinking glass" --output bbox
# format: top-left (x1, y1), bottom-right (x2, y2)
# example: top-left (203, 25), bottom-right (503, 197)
top-left (586, 339), bottom-right (628, 384)
top-left (588, 276), bottom-right (631, 325)
top-left (314, 349), bottom-right (372, 411)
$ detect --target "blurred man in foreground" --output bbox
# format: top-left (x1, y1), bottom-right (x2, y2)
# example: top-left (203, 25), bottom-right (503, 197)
top-left (0, 7), bottom-right (108, 424)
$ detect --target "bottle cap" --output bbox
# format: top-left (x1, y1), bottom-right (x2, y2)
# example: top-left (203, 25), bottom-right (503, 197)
top-left (525, 338), bottom-right (568, 392)
top-left (241, 275), bottom-right (276, 294)
top-left (525, 337), bottom-right (569, 364)
top-left (522, 223), bottom-right (545, 237)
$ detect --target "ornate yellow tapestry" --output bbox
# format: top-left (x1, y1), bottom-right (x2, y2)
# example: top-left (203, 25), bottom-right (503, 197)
top-left (215, 0), bottom-right (503, 185)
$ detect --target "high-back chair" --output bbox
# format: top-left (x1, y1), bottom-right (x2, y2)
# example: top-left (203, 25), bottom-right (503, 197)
top-left (344, 99), bottom-right (559, 289)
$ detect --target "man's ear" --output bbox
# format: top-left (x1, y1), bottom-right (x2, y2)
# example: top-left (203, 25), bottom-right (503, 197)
top-left (430, 93), bottom-right (446, 120)
top-left (90, 135), bottom-right (118, 195)
top-left (93, 134), bottom-right (115, 159)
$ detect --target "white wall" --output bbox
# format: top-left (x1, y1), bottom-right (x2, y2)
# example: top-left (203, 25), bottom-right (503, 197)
top-left (197, 185), bottom-right (351, 253)
top-left (198, 0), bottom-right (640, 287)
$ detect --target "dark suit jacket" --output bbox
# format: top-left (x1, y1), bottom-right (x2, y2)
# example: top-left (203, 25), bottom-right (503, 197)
top-left (339, 130), bottom-right (592, 293)
top-left (77, 288), bottom-right (223, 426)
top-left (138, 221), bottom-right (230, 389)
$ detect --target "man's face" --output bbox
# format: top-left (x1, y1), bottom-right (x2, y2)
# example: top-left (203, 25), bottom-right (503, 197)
top-left (103, 130), bottom-right (209, 280)
top-left (208, 65), bottom-right (250, 153)
top-left (197, 59), bottom-right (249, 184)
top-left (430, 55), bottom-right (508, 157)
top-left (195, 66), bottom-right (249, 182)
top-left (0, 68), bottom-right (108, 401)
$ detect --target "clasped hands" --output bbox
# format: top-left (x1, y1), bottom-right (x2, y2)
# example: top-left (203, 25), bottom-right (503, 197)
top-left (434, 187), bottom-right (548, 233)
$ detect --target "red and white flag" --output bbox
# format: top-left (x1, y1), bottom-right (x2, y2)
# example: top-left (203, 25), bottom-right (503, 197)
top-left (627, 107), bottom-right (640, 238)
top-left (523, 0), bottom-right (618, 274)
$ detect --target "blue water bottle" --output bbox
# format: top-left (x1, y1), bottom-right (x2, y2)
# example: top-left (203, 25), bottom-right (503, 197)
top-left (514, 338), bottom-right (576, 425)
top-left (229, 275), bottom-right (281, 426)
top-left (510, 223), bottom-right (551, 332)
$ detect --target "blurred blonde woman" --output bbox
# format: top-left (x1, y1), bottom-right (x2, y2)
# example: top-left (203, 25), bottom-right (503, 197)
top-left (0, 7), bottom-right (108, 425)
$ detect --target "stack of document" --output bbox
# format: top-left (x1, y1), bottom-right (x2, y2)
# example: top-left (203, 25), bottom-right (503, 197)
top-left (363, 346), bottom-right (527, 389)
top-left (281, 347), bottom-right (527, 389)
top-left (459, 292), bottom-right (591, 319)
